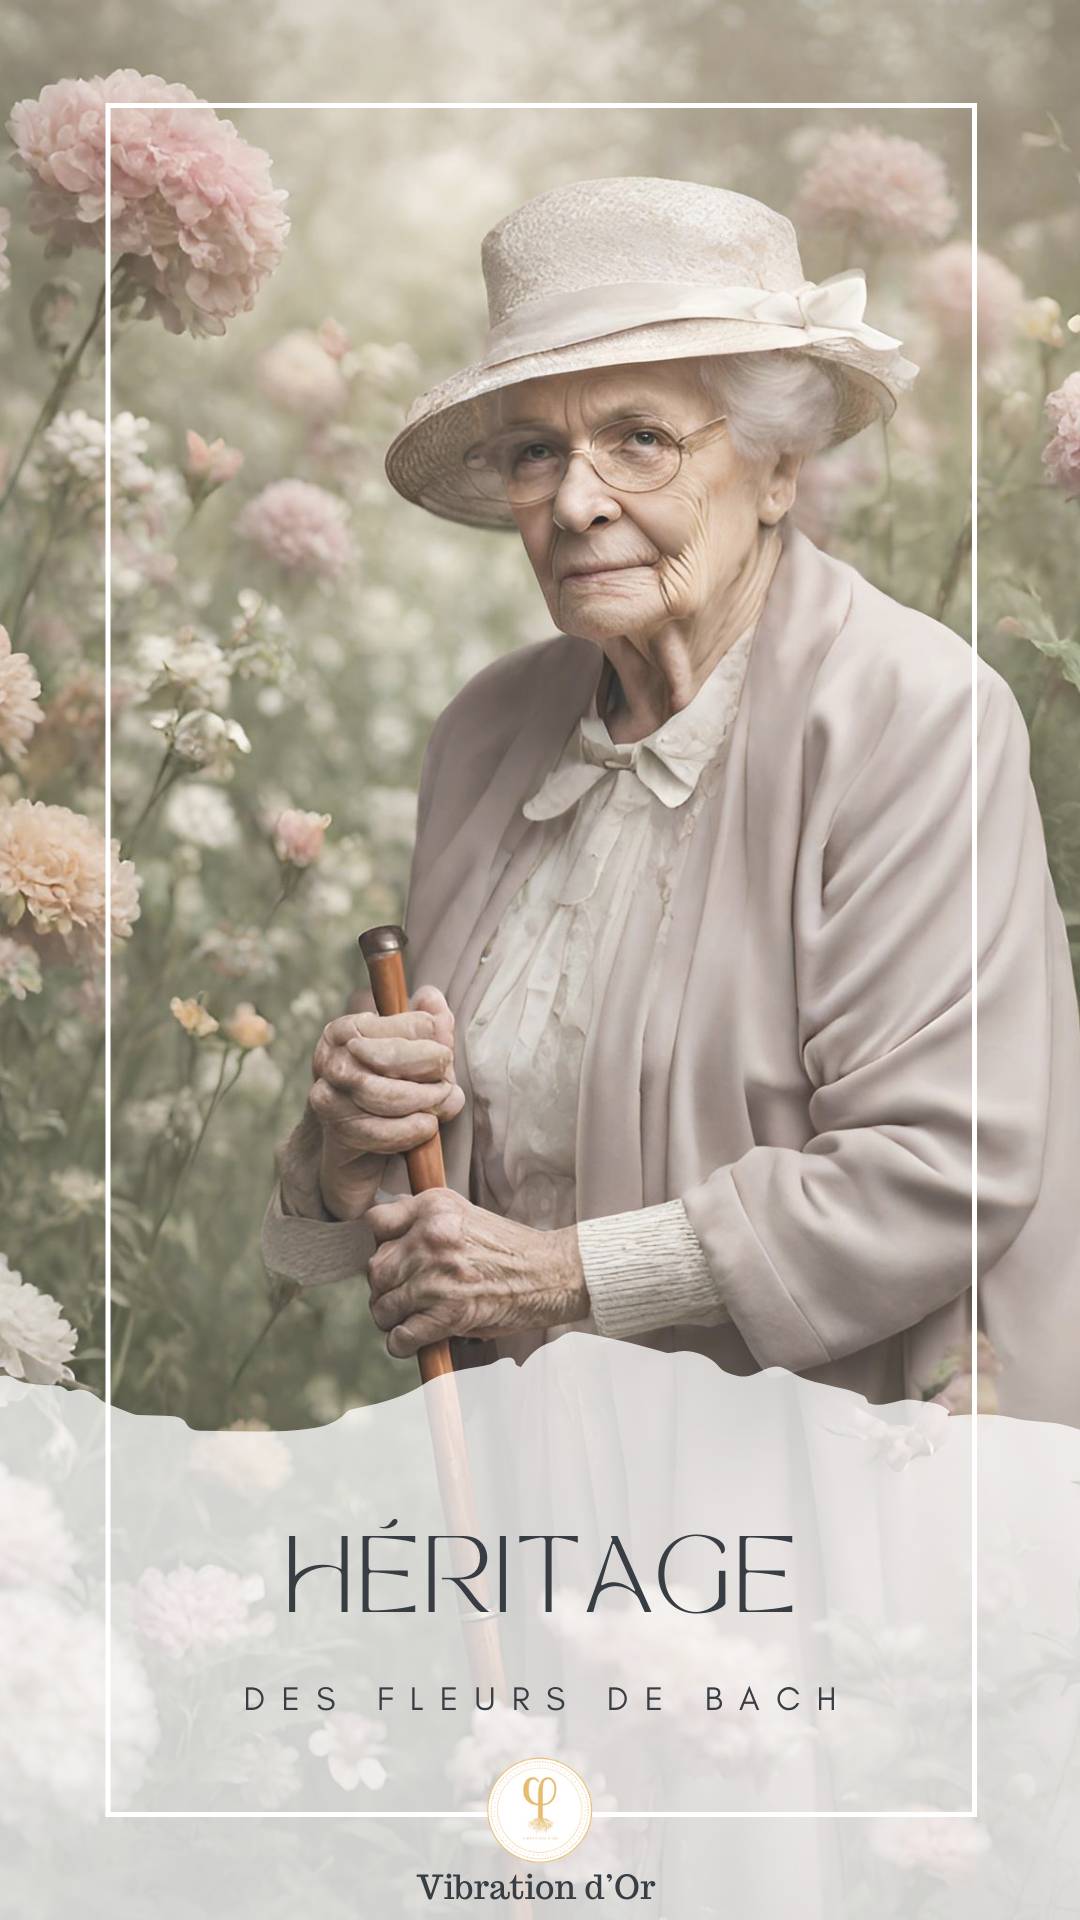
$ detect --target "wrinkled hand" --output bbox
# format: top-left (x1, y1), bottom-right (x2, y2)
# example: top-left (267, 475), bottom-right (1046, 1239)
top-left (307, 984), bottom-right (465, 1221)
top-left (365, 1188), bottom-right (591, 1358)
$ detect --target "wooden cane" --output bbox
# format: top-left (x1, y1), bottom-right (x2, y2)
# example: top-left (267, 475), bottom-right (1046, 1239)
top-left (358, 923), bottom-right (455, 1385)
top-left (358, 924), bottom-right (508, 1706)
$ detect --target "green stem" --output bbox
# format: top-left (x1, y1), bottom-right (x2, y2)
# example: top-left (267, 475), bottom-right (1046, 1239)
top-left (121, 749), bottom-right (181, 854)
top-left (226, 1295), bottom-right (294, 1399)
top-left (0, 266), bottom-right (122, 519)
top-left (141, 1046), bottom-right (243, 1266)
top-left (4, 489), bottom-right (73, 641)
top-left (934, 515), bottom-right (973, 622)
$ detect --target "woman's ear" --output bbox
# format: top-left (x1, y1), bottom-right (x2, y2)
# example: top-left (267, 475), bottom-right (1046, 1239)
top-left (758, 449), bottom-right (803, 525)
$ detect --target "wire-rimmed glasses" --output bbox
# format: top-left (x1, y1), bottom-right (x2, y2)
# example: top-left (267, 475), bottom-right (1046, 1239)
top-left (462, 412), bottom-right (729, 507)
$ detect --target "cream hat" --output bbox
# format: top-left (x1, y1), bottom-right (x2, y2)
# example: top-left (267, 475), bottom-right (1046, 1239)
top-left (384, 175), bottom-right (918, 532)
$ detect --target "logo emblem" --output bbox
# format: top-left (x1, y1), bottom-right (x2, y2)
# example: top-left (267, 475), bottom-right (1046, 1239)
top-left (487, 1756), bottom-right (592, 1861)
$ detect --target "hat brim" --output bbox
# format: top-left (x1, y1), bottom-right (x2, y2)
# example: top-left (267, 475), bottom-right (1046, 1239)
top-left (384, 318), bottom-right (918, 531)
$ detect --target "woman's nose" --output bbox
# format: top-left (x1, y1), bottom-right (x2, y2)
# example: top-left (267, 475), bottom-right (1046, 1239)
top-left (550, 450), bottom-right (621, 532)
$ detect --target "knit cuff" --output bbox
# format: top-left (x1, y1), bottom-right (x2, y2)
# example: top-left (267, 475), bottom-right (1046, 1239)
top-left (577, 1198), bottom-right (730, 1339)
top-left (260, 1178), bottom-right (394, 1290)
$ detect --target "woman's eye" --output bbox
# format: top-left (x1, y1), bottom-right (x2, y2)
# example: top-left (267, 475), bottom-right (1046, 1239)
top-left (631, 430), bottom-right (659, 446)
top-left (520, 442), bottom-right (554, 463)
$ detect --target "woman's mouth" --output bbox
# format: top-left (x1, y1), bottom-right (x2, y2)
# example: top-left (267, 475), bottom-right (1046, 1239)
top-left (562, 563), bottom-right (651, 582)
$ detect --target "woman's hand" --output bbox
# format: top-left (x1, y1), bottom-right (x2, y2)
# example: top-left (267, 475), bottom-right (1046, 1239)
top-left (364, 1188), bottom-right (591, 1357)
top-left (307, 984), bottom-right (465, 1221)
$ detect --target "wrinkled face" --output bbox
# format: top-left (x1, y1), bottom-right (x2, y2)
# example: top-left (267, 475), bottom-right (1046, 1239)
top-left (474, 360), bottom-right (798, 654)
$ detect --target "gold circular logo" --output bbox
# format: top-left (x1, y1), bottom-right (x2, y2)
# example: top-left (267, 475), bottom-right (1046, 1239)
top-left (486, 1755), bottom-right (593, 1862)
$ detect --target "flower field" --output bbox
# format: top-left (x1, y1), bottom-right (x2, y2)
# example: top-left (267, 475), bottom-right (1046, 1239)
top-left (0, 84), bottom-right (1075, 1427)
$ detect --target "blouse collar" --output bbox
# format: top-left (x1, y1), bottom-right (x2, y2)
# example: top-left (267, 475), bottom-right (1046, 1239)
top-left (523, 622), bottom-right (756, 819)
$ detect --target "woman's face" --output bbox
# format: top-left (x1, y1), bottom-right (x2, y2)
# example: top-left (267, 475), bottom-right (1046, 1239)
top-left (481, 359), bottom-right (801, 654)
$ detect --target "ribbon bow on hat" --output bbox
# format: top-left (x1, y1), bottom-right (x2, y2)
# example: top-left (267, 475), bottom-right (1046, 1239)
top-left (480, 267), bottom-right (902, 368)
top-left (745, 269), bottom-right (902, 352)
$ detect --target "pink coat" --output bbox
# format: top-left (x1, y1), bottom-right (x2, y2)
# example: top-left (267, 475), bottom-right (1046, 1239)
top-left (264, 523), bottom-right (1080, 1423)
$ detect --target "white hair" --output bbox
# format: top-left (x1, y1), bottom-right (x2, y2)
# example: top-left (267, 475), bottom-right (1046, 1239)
top-left (692, 351), bottom-right (840, 464)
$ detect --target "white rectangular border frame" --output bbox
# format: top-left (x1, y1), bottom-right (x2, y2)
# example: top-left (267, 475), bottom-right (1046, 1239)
top-left (104, 98), bottom-right (979, 1822)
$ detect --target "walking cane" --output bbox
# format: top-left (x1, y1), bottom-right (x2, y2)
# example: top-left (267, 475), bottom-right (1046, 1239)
top-left (358, 925), bottom-right (508, 1703)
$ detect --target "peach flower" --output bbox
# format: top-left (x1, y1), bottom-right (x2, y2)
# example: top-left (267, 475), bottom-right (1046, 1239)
top-left (170, 995), bottom-right (219, 1039)
top-left (224, 1002), bottom-right (274, 1049)
top-left (184, 430), bottom-right (244, 496)
top-left (272, 807), bottom-right (331, 867)
top-left (0, 799), bottom-right (140, 956)
top-left (0, 626), bottom-right (44, 764)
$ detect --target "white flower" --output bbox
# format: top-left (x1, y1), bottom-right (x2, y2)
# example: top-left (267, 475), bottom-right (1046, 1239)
top-left (0, 1589), bottom-right (158, 1819)
top-left (368, 709), bottom-right (414, 758)
top-left (0, 935), bottom-right (42, 1003)
top-left (0, 1255), bottom-right (77, 1385)
top-left (163, 782), bottom-right (240, 850)
top-left (50, 1168), bottom-right (106, 1212)
top-left (364, 786), bottom-right (418, 845)
top-left (188, 1423), bottom-right (292, 1495)
top-left (846, 1405), bottom-right (946, 1469)
top-left (870, 1813), bottom-right (992, 1883)
top-left (232, 1045), bottom-right (284, 1105)
top-left (28, 408), bottom-right (156, 517)
top-left (256, 328), bottom-right (348, 421)
top-left (131, 1564), bottom-right (274, 1658)
top-left (289, 987), bottom-right (325, 1025)
top-left (0, 1464), bottom-right (79, 1588)
top-left (308, 1712), bottom-right (388, 1792)
top-left (121, 1086), bottom-right (202, 1151)
top-left (449, 1702), bottom-right (561, 1802)
top-left (151, 707), bottom-right (251, 771)
top-left (135, 628), bottom-right (232, 707)
top-left (352, 340), bottom-right (421, 388)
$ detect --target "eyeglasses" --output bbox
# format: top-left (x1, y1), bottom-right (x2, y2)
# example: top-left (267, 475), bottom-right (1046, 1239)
top-left (462, 412), bottom-right (729, 507)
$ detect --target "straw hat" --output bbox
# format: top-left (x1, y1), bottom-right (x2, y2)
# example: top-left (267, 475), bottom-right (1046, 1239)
top-left (384, 175), bottom-right (918, 532)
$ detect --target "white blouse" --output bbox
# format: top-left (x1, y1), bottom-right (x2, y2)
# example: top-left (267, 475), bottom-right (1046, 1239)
top-left (463, 622), bottom-right (757, 1343)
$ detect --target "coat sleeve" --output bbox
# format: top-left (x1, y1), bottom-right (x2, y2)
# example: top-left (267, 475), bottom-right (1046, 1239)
top-left (258, 714), bottom-right (447, 1290)
top-left (680, 657), bottom-right (1052, 1371)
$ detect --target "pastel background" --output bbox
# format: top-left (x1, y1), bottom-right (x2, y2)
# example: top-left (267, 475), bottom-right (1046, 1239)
top-left (0, 32), bottom-right (1075, 1432)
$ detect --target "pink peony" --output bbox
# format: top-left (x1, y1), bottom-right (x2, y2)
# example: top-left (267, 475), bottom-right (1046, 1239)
top-left (0, 207), bottom-right (10, 293)
top-left (132, 1564), bottom-right (273, 1658)
top-left (0, 626), bottom-right (44, 764)
top-left (795, 126), bottom-right (957, 249)
top-left (1042, 371), bottom-right (1080, 497)
top-left (0, 799), bottom-right (140, 956)
top-left (272, 806), bottom-right (331, 866)
top-left (235, 478), bottom-right (352, 578)
top-left (256, 330), bottom-right (348, 421)
top-left (6, 71), bottom-right (289, 337)
top-left (917, 243), bottom-right (1024, 360)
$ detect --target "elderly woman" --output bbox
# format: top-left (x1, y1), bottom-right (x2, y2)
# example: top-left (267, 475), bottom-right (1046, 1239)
top-left (262, 177), bottom-right (1080, 1424)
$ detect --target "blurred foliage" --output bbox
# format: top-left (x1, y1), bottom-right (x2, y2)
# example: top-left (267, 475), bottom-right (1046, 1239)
top-left (0, 21), bottom-right (1075, 1428)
